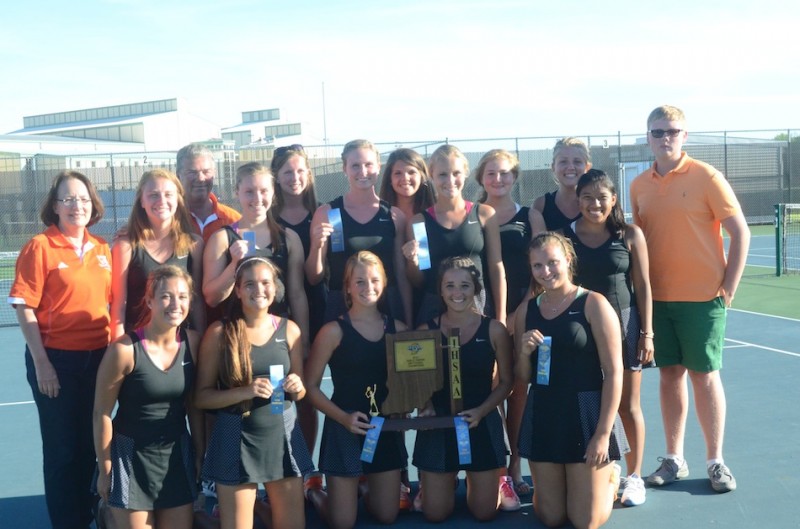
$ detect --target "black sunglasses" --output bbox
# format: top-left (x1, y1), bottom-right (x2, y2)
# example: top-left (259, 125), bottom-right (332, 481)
top-left (274, 144), bottom-right (304, 157)
top-left (649, 129), bottom-right (683, 139)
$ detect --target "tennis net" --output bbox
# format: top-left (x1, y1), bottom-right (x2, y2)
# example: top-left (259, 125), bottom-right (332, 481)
top-left (776, 203), bottom-right (800, 275)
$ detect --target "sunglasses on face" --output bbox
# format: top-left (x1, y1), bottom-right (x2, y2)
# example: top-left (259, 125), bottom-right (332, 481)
top-left (649, 129), bottom-right (683, 139)
top-left (274, 144), bottom-right (304, 157)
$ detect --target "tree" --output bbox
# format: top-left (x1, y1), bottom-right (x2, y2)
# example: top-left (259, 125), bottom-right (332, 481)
top-left (773, 133), bottom-right (800, 143)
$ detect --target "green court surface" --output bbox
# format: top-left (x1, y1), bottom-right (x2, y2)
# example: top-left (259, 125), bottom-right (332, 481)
top-left (736, 266), bottom-right (800, 319)
top-left (731, 225), bottom-right (800, 320)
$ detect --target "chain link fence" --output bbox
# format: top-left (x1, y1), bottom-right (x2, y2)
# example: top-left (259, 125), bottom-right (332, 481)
top-left (1, 129), bottom-right (798, 326)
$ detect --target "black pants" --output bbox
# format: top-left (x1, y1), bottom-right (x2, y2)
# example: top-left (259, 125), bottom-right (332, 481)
top-left (26, 346), bottom-right (104, 529)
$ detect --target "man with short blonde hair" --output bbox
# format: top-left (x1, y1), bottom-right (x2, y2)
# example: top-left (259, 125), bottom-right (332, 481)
top-left (630, 105), bottom-right (749, 493)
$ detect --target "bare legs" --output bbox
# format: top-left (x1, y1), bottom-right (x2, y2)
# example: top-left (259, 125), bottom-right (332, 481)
top-left (530, 462), bottom-right (615, 529)
top-left (619, 370), bottom-right (645, 476)
top-left (108, 504), bottom-right (193, 529)
top-left (658, 365), bottom-right (726, 461)
top-left (216, 478), bottom-right (304, 529)
top-left (306, 471), bottom-right (401, 529)
top-left (419, 469), bottom-right (502, 523)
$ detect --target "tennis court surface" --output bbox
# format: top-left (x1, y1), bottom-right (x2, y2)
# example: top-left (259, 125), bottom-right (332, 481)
top-left (1, 304), bottom-right (798, 528)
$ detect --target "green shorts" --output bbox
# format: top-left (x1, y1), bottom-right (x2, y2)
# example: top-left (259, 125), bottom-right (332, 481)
top-left (652, 297), bottom-right (726, 372)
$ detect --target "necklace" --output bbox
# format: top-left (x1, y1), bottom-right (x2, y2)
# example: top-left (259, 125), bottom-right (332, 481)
top-left (543, 287), bottom-right (576, 313)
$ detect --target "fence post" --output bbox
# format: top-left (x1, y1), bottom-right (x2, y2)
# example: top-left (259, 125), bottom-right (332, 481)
top-left (788, 129), bottom-right (793, 203)
top-left (775, 203), bottom-right (783, 277)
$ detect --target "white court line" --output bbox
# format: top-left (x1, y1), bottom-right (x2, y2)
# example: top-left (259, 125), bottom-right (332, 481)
top-left (725, 338), bottom-right (800, 358)
top-left (730, 308), bottom-right (800, 322)
top-left (0, 400), bottom-right (33, 407)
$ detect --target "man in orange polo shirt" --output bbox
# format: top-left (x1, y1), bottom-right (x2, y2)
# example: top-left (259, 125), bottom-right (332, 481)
top-left (630, 105), bottom-right (750, 494)
top-left (176, 143), bottom-right (241, 242)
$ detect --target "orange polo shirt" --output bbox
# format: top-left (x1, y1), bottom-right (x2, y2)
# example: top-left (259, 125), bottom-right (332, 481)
top-left (630, 153), bottom-right (741, 302)
top-left (9, 225), bottom-right (112, 350)
top-left (191, 192), bottom-right (241, 242)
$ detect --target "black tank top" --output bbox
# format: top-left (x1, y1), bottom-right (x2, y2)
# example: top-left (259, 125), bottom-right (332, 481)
top-left (278, 212), bottom-right (313, 258)
top-left (498, 206), bottom-right (532, 312)
top-left (328, 314), bottom-right (396, 413)
top-left (542, 191), bottom-right (580, 231)
top-left (422, 203), bottom-right (485, 296)
top-left (563, 223), bottom-right (633, 314)
top-left (113, 328), bottom-right (193, 443)
top-left (218, 316), bottom-right (291, 414)
top-left (125, 244), bottom-right (193, 331)
top-left (326, 196), bottom-right (396, 291)
top-left (427, 316), bottom-right (496, 413)
top-left (223, 224), bottom-right (290, 315)
top-left (524, 293), bottom-right (602, 393)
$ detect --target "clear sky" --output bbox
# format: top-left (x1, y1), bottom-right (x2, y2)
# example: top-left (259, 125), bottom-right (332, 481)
top-left (1, 0), bottom-right (798, 144)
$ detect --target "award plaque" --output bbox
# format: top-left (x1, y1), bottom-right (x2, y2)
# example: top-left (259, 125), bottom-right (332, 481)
top-left (382, 329), bottom-right (442, 416)
top-left (381, 328), bottom-right (463, 431)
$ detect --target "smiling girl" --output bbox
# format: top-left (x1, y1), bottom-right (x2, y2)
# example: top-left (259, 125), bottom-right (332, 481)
top-left (111, 169), bottom-right (204, 339)
top-left (563, 169), bottom-right (653, 506)
top-left (515, 232), bottom-right (627, 529)
top-left (94, 265), bottom-right (202, 529)
top-left (196, 257), bottom-right (312, 529)
top-left (202, 162), bottom-right (308, 342)
top-left (305, 251), bottom-right (409, 529)
top-left (532, 138), bottom-right (592, 231)
top-left (404, 145), bottom-right (506, 325)
top-left (307, 139), bottom-right (412, 325)
top-left (412, 257), bottom-right (513, 523)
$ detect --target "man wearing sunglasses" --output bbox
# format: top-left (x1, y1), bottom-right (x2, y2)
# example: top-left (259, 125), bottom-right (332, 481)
top-left (630, 105), bottom-right (749, 494)
top-left (176, 143), bottom-right (241, 242)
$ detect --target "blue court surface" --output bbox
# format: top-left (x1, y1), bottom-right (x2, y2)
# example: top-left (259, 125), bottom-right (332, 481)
top-left (1, 306), bottom-right (798, 528)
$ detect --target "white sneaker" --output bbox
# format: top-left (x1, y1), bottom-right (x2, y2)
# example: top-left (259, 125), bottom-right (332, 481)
top-left (620, 473), bottom-right (646, 506)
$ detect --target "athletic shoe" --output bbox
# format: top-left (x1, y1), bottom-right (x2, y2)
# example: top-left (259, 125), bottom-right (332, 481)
top-left (201, 479), bottom-right (217, 498)
top-left (304, 472), bottom-right (324, 501)
top-left (647, 457), bottom-right (689, 486)
top-left (708, 463), bottom-right (737, 493)
top-left (620, 474), bottom-right (646, 506)
top-left (412, 485), bottom-right (424, 512)
top-left (399, 484), bottom-right (412, 511)
top-left (498, 475), bottom-right (522, 511)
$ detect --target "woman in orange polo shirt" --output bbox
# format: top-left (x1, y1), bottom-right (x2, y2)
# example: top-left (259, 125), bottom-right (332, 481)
top-left (9, 170), bottom-right (112, 529)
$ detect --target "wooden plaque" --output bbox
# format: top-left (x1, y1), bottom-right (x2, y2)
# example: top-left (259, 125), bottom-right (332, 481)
top-left (382, 329), bottom-right (443, 415)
